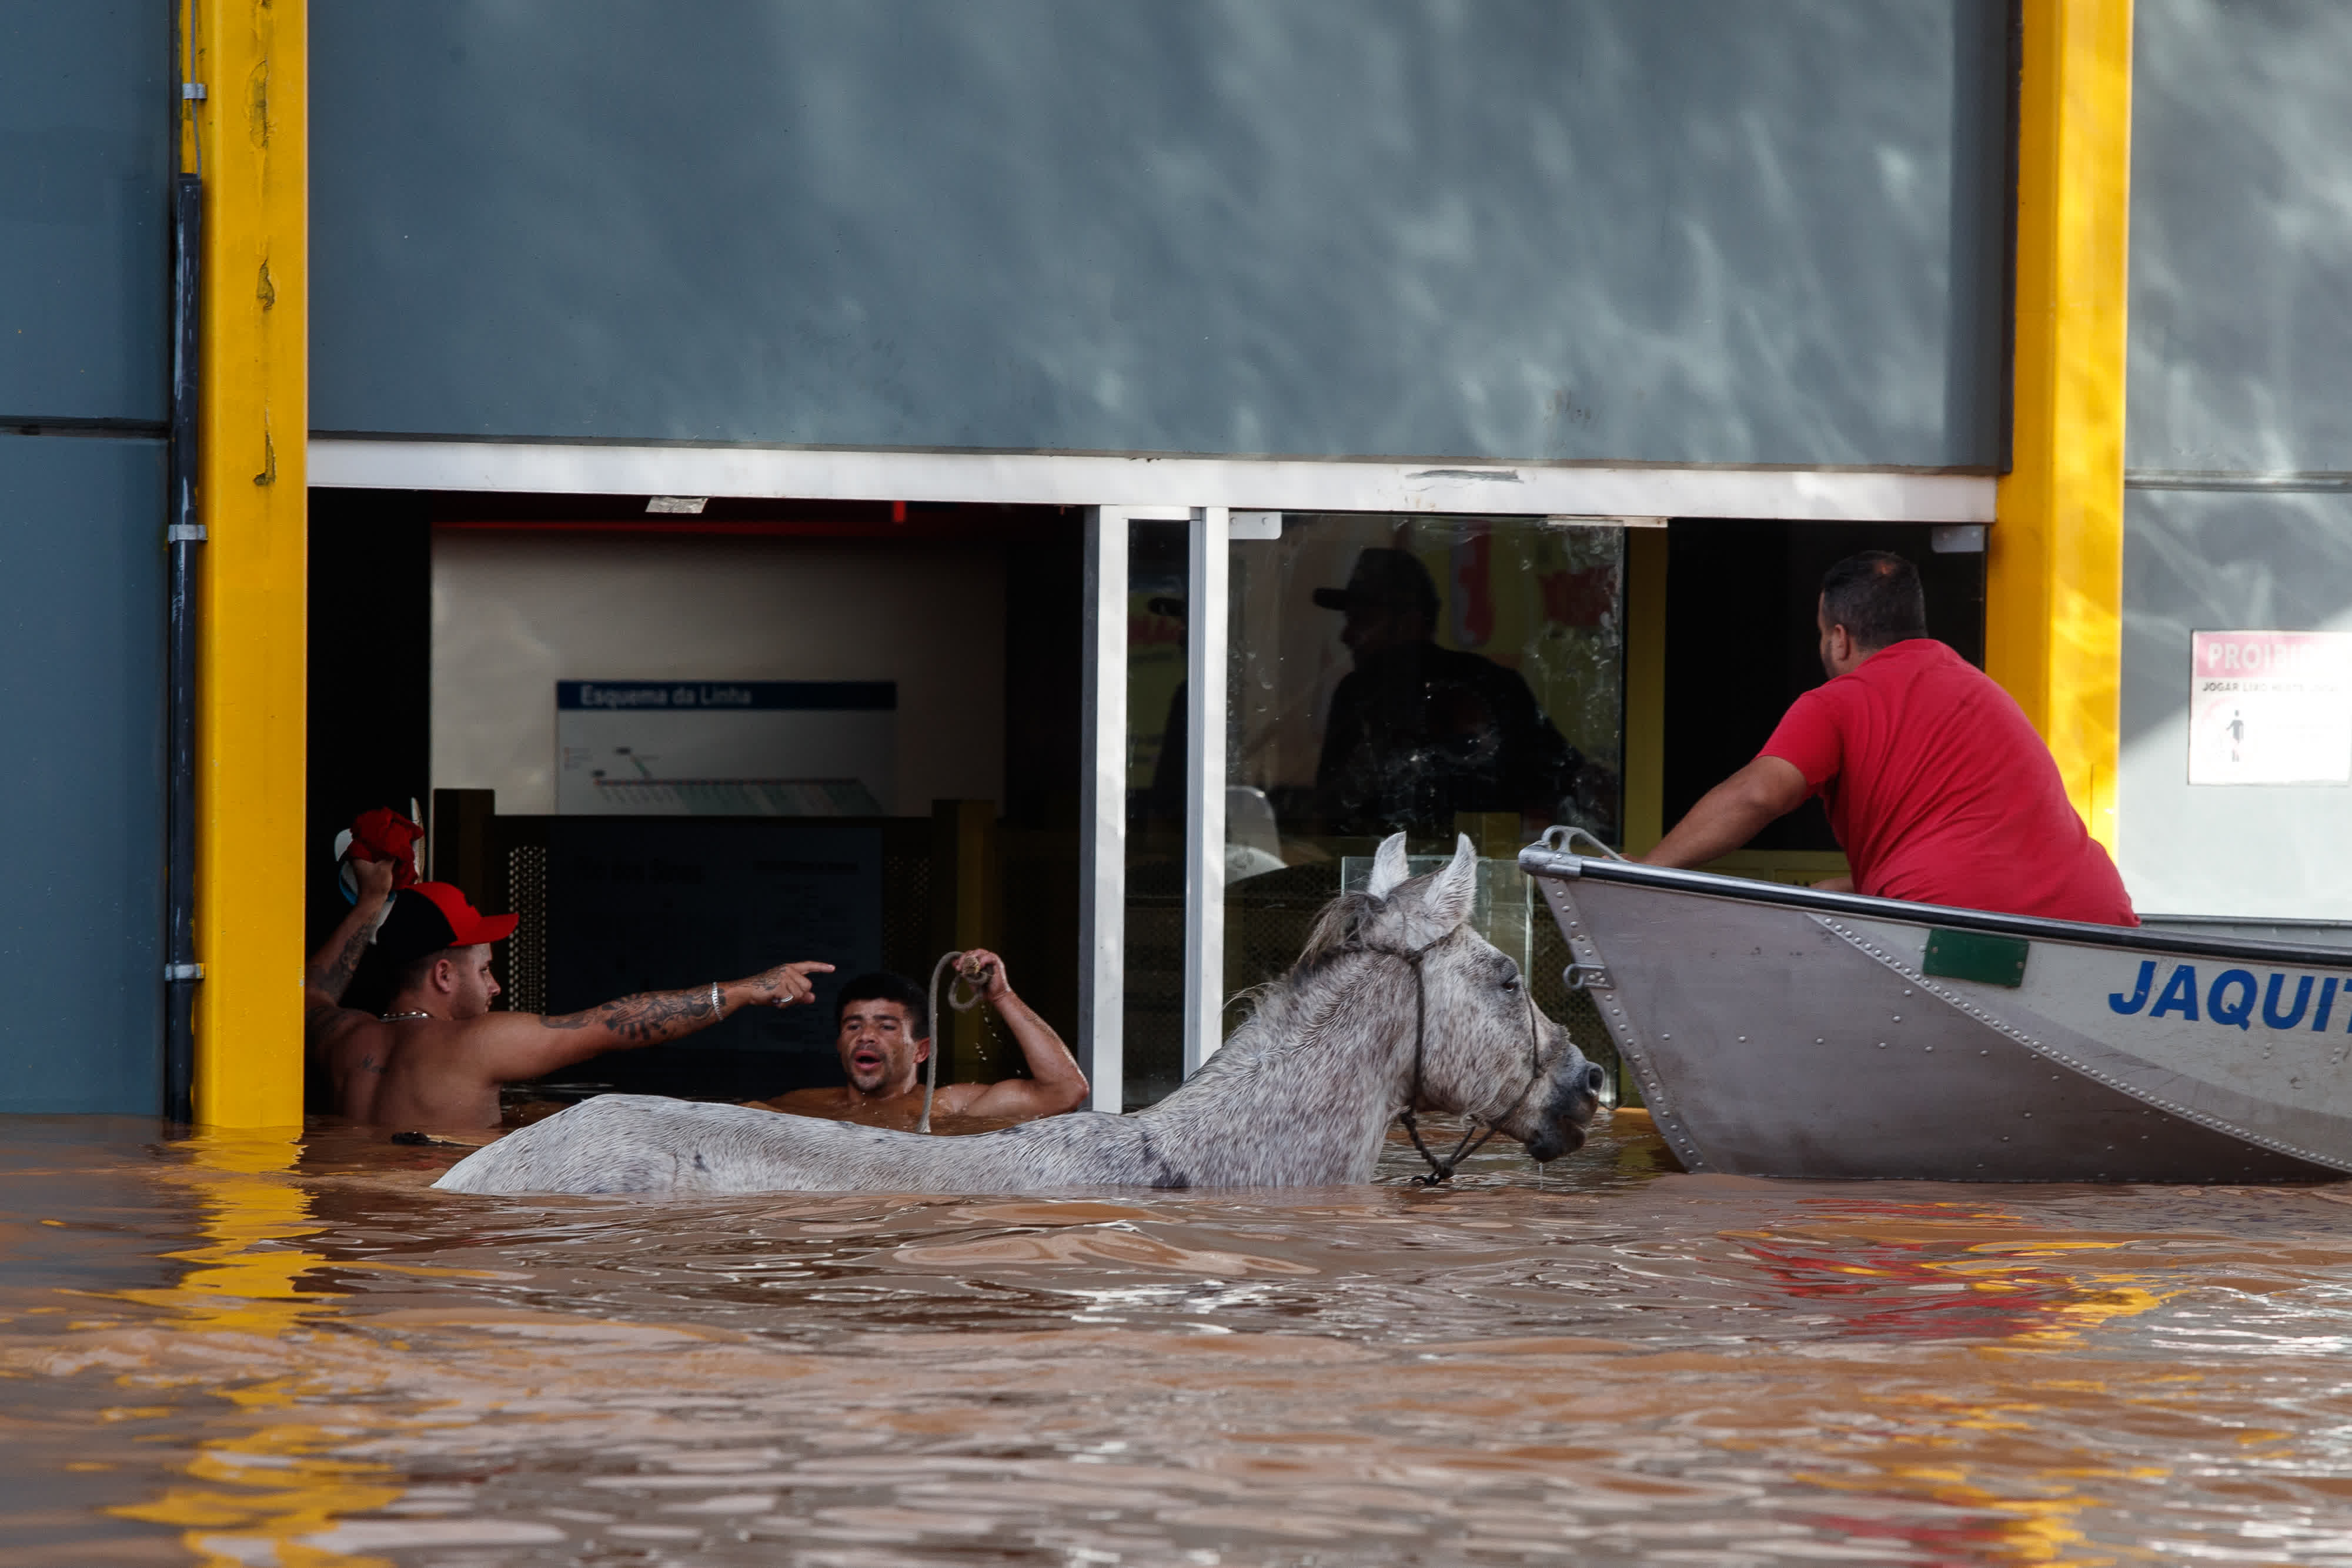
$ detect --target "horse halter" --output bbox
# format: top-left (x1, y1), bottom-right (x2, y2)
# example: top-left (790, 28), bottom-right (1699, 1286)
top-left (1365, 932), bottom-right (1549, 1186)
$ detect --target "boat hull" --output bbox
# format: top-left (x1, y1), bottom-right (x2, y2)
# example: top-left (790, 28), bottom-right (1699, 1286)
top-left (1524, 857), bottom-right (2350, 1182)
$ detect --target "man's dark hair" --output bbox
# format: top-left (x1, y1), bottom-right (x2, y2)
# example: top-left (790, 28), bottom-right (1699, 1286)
top-left (834, 970), bottom-right (930, 1039)
top-left (392, 947), bottom-right (456, 998)
top-left (1819, 551), bottom-right (1929, 649)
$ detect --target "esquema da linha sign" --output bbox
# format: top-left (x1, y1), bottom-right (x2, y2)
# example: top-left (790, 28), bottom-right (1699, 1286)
top-left (556, 680), bottom-right (897, 817)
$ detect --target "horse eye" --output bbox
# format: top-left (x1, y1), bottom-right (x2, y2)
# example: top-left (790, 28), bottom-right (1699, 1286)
top-left (1501, 969), bottom-right (1521, 991)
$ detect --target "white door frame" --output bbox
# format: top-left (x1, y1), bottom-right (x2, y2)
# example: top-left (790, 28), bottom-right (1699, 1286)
top-left (1181, 506), bottom-right (1231, 1075)
top-left (1080, 504), bottom-right (1232, 1110)
top-left (312, 439), bottom-right (1996, 522)
top-left (1078, 504), bottom-right (1192, 1113)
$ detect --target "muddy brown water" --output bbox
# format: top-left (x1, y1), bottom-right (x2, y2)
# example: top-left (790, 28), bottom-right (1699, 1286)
top-left (7, 1111), bottom-right (2352, 1567)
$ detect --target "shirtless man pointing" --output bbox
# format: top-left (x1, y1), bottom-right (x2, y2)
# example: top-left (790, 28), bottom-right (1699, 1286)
top-left (305, 858), bottom-right (832, 1129)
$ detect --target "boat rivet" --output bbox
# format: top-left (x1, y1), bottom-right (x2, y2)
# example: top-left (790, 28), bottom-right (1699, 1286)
top-left (1924, 1045), bottom-right (1933, 1052)
top-left (1737, 1035), bottom-right (1747, 1042)
top-left (1892, 1015), bottom-right (1902, 1022)
top-left (1877, 1041), bottom-right (1886, 1049)
top-left (1814, 1038), bottom-right (1825, 1045)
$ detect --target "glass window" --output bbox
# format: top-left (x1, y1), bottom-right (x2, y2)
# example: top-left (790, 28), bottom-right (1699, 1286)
top-left (1122, 519), bottom-right (1191, 1109)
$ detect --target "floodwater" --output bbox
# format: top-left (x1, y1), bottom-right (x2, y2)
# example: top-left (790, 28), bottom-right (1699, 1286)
top-left (8, 1112), bottom-right (2352, 1567)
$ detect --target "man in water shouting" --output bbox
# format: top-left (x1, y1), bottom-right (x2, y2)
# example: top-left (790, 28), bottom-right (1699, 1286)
top-left (761, 955), bottom-right (1089, 1129)
top-left (305, 857), bottom-right (833, 1129)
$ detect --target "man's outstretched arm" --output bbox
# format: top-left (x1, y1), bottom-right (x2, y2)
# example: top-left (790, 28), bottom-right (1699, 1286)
top-left (1640, 755), bottom-right (1810, 870)
top-left (951, 950), bottom-right (1090, 1120)
top-left (459, 960), bottom-right (836, 1082)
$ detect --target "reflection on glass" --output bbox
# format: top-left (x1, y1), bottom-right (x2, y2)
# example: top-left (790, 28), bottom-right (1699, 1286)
top-left (1223, 514), bottom-right (1626, 1075)
top-left (1124, 520), bottom-right (1190, 1109)
top-left (1231, 517), bottom-right (1623, 845)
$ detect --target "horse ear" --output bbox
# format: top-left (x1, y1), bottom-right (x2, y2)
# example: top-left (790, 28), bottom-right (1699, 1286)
top-left (1421, 833), bottom-right (1479, 930)
top-left (1365, 832), bottom-right (1412, 899)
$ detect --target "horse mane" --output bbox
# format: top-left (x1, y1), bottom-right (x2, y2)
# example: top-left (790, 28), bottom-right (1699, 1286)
top-left (1294, 890), bottom-right (1385, 972)
top-left (1207, 889), bottom-right (1393, 1071)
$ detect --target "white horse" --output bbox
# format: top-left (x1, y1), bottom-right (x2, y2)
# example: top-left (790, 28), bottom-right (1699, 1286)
top-left (433, 834), bottom-right (1606, 1196)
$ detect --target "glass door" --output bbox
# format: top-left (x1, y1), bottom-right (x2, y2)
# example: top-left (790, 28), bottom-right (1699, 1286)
top-left (1083, 507), bottom-right (1629, 1109)
top-left (1119, 514), bottom-right (1193, 1107)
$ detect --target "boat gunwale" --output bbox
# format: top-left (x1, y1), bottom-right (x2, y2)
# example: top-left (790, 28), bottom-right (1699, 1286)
top-left (1518, 850), bottom-right (2352, 969)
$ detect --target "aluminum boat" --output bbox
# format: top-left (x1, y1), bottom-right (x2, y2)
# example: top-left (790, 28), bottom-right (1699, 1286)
top-left (1519, 837), bottom-right (2352, 1182)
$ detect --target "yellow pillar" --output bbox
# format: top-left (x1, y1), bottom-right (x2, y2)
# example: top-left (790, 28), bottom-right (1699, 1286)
top-left (1619, 528), bottom-right (1669, 857)
top-left (1989, 0), bottom-right (2133, 854)
top-left (186, 0), bottom-right (308, 1126)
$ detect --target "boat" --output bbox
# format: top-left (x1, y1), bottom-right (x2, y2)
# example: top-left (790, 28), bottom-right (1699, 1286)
top-left (1518, 834), bottom-right (2352, 1182)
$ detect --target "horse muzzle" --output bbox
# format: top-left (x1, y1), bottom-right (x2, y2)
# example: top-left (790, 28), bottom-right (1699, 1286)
top-left (1514, 1057), bottom-right (1606, 1163)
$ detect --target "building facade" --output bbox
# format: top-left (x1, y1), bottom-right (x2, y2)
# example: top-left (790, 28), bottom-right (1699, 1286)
top-left (5, 1), bottom-right (2337, 1122)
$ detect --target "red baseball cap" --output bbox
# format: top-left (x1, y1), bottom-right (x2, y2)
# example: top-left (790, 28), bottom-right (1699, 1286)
top-left (335, 806), bottom-right (425, 904)
top-left (343, 807), bottom-right (424, 882)
top-left (375, 881), bottom-right (519, 966)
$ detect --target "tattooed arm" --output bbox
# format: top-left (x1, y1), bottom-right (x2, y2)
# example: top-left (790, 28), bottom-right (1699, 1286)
top-left (457, 959), bottom-right (837, 1082)
top-left (305, 857), bottom-right (397, 1054)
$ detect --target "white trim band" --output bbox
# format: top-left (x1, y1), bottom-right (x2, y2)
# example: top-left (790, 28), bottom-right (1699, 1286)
top-left (310, 438), bottom-right (1995, 523)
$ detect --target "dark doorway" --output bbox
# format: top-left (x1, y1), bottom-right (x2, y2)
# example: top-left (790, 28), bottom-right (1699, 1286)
top-left (306, 489), bottom-right (432, 952)
top-left (1663, 521), bottom-right (1987, 852)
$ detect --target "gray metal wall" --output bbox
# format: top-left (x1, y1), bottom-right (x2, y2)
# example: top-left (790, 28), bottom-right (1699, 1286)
top-left (312, 0), bottom-right (2012, 468)
top-left (1, 2), bottom-right (171, 426)
top-left (2120, 0), bottom-right (2352, 920)
top-left (0, 4), bottom-right (169, 1111)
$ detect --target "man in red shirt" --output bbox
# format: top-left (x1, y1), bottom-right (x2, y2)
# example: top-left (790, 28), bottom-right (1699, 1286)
top-left (1641, 551), bottom-right (2136, 926)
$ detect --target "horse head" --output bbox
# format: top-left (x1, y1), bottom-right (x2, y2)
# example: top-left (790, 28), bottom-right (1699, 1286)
top-left (1347, 831), bottom-right (1605, 1164)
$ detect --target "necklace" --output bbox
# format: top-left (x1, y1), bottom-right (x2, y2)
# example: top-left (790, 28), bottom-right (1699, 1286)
top-left (379, 1010), bottom-right (434, 1022)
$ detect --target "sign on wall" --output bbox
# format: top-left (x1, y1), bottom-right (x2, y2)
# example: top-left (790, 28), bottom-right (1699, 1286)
top-left (556, 680), bottom-right (896, 815)
top-left (2187, 632), bottom-right (2352, 786)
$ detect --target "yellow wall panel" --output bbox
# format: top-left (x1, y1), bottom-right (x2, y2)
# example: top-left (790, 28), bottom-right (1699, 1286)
top-left (1621, 527), bottom-right (1668, 857)
top-left (1989, 0), bottom-right (2133, 854)
top-left (188, 0), bottom-right (308, 1127)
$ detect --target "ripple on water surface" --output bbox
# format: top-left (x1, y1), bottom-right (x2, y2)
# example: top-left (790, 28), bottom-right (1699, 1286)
top-left (6, 1111), bottom-right (2352, 1566)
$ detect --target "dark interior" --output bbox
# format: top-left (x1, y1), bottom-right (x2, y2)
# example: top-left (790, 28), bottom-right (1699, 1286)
top-left (305, 499), bottom-right (1980, 1109)
top-left (306, 489), bottom-right (1084, 1108)
top-left (307, 489), bottom-right (433, 955)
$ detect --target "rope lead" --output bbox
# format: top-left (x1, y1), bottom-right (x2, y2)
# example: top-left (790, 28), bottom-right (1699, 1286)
top-left (1398, 1108), bottom-right (1504, 1185)
top-left (920, 951), bottom-right (989, 1134)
